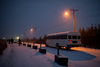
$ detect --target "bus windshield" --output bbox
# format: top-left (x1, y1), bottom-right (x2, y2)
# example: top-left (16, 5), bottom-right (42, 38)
top-left (72, 36), bottom-right (77, 39)
top-left (78, 36), bottom-right (81, 39)
top-left (68, 35), bottom-right (79, 39)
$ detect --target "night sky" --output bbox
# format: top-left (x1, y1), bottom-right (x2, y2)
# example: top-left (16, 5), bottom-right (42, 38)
top-left (0, 0), bottom-right (100, 39)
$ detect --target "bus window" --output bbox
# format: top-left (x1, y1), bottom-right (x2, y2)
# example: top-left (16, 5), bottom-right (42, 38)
top-left (72, 36), bottom-right (77, 39)
top-left (52, 36), bottom-right (54, 39)
top-left (56, 35), bottom-right (60, 39)
top-left (61, 35), bottom-right (67, 39)
top-left (54, 36), bottom-right (56, 39)
top-left (68, 35), bottom-right (71, 39)
top-left (61, 35), bottom-right (64, 39)
top-left (78, 36), bottom-right (81, 39)
top-left (48, 36), bottom-right (53, 39)
top-left (49, 36), bottom-right (52, 39)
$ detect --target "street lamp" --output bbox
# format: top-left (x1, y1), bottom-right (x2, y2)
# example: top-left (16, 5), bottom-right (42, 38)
top-left (65, 12), bottom-right (68, 15)
top-left (64, 12), bottom-right (68, 16)
top-left (31, 29), bottom-right (33, 32)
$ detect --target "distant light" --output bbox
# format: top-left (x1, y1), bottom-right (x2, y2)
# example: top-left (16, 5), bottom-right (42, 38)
top-left (3, 37), bottom-right (5, 39)
top-left (16, 37), bottom-right (19, 39)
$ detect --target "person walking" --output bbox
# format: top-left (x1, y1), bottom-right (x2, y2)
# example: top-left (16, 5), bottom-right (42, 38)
top-left (11, 38), bottom-right (14, 44)
top-left (8, 39), bottom-right (10, 44)
top-left (18, 39), bottom-right (21, 46)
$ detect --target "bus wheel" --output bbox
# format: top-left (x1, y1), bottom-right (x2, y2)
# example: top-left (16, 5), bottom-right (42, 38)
top-left (59, 46), bottom-right (61, 49)
top-left (66, 47), bottom-right (71, 50)
top-left (46, 44), bottom-right (48, 47)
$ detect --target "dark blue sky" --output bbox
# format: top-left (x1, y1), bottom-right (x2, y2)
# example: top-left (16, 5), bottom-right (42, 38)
top-left (0, 0), bottom-right (100, 39)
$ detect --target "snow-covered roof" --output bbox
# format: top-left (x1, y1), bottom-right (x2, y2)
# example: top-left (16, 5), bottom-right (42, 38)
top-left (47, 31), bottom-right (80, 36)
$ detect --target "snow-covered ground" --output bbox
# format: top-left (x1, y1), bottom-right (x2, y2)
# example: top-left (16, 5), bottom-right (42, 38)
top-left (0, 42), bottom-right (100, 67)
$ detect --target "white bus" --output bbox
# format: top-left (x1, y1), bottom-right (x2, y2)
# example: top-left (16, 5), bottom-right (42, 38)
top-left (46, 31), bottom-right (81, 49)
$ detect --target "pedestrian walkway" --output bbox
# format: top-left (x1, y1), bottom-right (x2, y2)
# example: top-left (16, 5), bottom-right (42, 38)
top-left (0, 43), bottom-right (63, 67)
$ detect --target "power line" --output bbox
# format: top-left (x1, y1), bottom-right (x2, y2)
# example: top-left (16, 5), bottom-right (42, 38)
top-left (73, 0), bottom-right (100, 14)
top-left (36, 0), bottom-right (100, 35)
top-left (37, 9), bottom-right (99, 34)
top-left (73, 0), bottom-right (98, 9)
top-left (38, 22), bottom-right (67, 33)
top-left (78, 8), bottom-right (100, 15)
top-left (38, 13), bottom-right (100, 35)
top-left (37, 1), bottom-right (99, 32)
top-left (76, 13), bottom-right (100, 20)
top-left (37, 14), bottom-right (61, 28)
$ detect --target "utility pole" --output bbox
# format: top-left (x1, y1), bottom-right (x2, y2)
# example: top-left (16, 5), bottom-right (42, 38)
top-left (70, 8), bottom-right (78, 31)
top-left (33, 27), bottom-right (37, 40)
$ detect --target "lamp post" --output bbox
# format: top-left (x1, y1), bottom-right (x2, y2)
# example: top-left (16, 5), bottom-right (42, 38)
top-left (30, 28), bottom-right (34, 45)
top-left (31, 27), bottom-right (37, 40)
top-left (33, 27), bottom-right (37, 40)
top-left (31, 29), bottom-right (33, 32)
